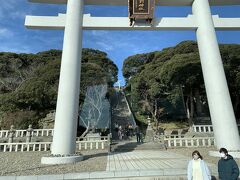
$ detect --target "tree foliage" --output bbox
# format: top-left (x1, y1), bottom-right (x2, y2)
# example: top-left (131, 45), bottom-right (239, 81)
top-left (123, 41), bottom-right (240, 126)
top-left (0, 49), bottom-right (118, 129)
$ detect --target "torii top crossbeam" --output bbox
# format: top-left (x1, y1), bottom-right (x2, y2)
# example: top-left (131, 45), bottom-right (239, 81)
top-left (29, 0), bottom-right (240, 6)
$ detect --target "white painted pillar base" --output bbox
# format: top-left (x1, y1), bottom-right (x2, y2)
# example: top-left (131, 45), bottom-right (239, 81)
top-left (41, 155), bottom-right (84, 165)
top-left (44, 0), bottom-right (84, 161)
top-left (193, 0), bottom-right (240, 150)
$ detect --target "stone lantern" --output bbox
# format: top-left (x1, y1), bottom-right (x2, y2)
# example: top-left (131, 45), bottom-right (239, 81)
top-left (145, 117), bottom-right (154, 142)
top-left (26, 124), bottom-right (33, 143)
top-left (8, 125), bottom-right (15, 143)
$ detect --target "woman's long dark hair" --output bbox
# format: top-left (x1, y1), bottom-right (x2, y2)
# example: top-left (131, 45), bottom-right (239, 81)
top-left (192, 150), bottom-right (203, 160)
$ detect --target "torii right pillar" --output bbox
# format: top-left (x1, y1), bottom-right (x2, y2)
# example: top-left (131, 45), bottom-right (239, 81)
top-left (193, 0), bottom-right (240, 150)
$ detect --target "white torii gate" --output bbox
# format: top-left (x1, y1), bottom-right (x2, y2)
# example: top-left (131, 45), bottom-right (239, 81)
top-left (25, 0), bottom-right (240, 164)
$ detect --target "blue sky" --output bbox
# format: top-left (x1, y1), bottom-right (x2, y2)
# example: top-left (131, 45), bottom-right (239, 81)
top-left (0, 1), bottom-right (240, 86)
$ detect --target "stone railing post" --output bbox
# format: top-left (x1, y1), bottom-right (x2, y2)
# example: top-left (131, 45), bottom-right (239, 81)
top-left (26, 124), bottom-right (33, 143)
top-left (108, 133), bottom-right (112, 152)
top-left (8, 125), bottom-right (15, 143)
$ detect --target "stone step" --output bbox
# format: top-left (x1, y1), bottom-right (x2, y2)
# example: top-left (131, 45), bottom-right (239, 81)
top-left (111, 91), bottom-right (136, 141)
top-left (106, 176), bottom-right (188, 180)
top-left (193, 117), bottom-right (212, 125)
top-left (111, 141), bottom-right (166, 152)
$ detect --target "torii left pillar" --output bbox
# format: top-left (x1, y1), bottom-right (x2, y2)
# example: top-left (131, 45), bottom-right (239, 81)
top-left (41, 0), bottom-right (84, 164)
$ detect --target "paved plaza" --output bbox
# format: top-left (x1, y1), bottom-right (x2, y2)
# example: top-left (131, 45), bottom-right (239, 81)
top-left (0, 149), bottom-right (219, 179)
top-left (107, 150), bottom-right (191, 171)
top-left (105, 150), bottom-right (218, 178)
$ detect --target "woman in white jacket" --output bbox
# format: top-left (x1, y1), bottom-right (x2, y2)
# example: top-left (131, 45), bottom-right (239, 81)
top-left (187, 150), bottom-right (211, 180)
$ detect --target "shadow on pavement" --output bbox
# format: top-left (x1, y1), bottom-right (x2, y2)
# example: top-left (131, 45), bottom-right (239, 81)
top-left (83, 152), bottom-right (108, 161)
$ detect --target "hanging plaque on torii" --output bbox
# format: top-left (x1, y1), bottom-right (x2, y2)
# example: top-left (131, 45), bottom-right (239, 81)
top-left (128, 0), bottom-right (155, 26)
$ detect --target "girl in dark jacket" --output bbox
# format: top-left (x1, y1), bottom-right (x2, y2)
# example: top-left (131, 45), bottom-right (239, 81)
top-left (218, 148), bottom-right (239, 180)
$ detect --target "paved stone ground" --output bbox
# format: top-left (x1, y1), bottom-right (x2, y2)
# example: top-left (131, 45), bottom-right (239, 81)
top-left (168, 146), bottom-right (240, 165)
top-left (106, 150), bottom-right (218, 177)
top-left (1, 147), bottom-right (240, 179)
top-left (0, 150), bottom-right (108, 176)
top-left (107, 150), bottom-right (189, 171)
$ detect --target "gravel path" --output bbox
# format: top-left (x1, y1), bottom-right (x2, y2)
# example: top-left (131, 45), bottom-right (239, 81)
top-left (0, 150), bottom-right (108, 176)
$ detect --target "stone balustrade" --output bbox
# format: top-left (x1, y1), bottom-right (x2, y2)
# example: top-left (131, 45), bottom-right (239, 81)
top-left (0, 142), bottom-right (51, 152)
top-left (0, 139), bottom-right (109, 152)
top-left (76, 136), bottom-right (109, 141)
top-left (34, 129), bottom-right (54, 137)
top-left (192, 125), bottom-right (213, 133)
top-left (164, 136), bottom-right (215, 148)
top-left (0, 128), bottom-right (111, 139)
top-left (0, 129), bottom-right (54, 138)
top-left (0, 130), bottom-right (9, 138)
top-left (193, 124), bottom-right (240, 133)
top-left (76, 140), bottom-right (108, 150)
top-left (164, 135), bottom-right (185, 139)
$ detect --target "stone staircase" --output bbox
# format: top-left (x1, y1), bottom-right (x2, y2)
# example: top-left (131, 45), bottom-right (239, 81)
top-left (111, 90), bottom-right (136, 141)
top-left (110, 90), bottom-right (168, 152)
top-left (193, 116), bottom-right (212, 125)
top-left (111, 140), bottom-right (166, 152)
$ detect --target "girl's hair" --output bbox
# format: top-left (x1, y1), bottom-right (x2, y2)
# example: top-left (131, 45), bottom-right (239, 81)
top-left (192, 150), bottom-right (203, 160)
top-left (219, 147), bottom-right (228, 155)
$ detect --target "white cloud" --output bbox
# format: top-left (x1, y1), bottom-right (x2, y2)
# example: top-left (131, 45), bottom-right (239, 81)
top-left (96, 42), bottom-right (114, 51)
top-left (27, 31), bottom-right (63, 48)
top-left (0, 0), bottom-right (17, 10)
top-left (84, 30), bottom-right (152, 54)
top-left (0, 1), bottom-right (26, 21)
top-left (91, 30), bottom-right (110, 37)
top-left (0, 44), bottom-right (33, 53)
top-left (0, 28), bottom-right (13, 38)
top-left (10, 11), bottom-right (27, 20)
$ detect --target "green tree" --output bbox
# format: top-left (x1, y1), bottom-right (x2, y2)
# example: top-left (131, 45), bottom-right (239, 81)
top-left (160, 53), bottom-right (203, 126)
top-left (0, 49), bottom-right (118, 129)
top-left (123, 41), bottom-right (240, 127)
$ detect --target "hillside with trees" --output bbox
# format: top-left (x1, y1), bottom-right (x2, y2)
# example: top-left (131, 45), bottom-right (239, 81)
top-left (123, 41), bottom-right (240, 127)
top-left (0, 49), bottom-right (118, 129)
